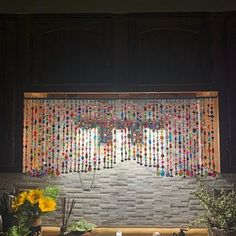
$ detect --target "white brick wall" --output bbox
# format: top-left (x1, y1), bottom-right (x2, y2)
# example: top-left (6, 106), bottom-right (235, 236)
top-left (0, 161), bottom-right (235, 227)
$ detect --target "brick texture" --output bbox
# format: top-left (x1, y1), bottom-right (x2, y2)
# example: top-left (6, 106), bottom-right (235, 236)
top-left (0, 161), bottom-right (235, 227)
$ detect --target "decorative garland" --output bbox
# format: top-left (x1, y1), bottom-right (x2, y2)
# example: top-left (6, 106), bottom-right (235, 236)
top-left (23, 98), bottom-right (218, 177)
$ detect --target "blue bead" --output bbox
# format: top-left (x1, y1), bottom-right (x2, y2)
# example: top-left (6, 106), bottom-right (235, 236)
top-left (160, 170), bottom-right (165, 176)
top-left (166, 170), bottom-right (170, 177)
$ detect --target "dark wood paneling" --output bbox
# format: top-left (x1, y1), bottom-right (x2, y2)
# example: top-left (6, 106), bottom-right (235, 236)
top-left (209, 16), bottom-right (230, 173)
top-left (128, 15), bottom-right (212, 88)
top-left (30, 16), bottom-right (113, 90)
top-left (0, 17), bottom-right (20, 172)
top-left (226, 15), bottom-right (236, 172)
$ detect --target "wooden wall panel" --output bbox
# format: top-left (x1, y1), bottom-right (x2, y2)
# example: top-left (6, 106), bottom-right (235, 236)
top-left (29, 16), bottom-right (113, 90)
top-left (0, 18), bottom-right (20, 172)
top-left (128, 15), bottom-right (212, 88)
top-left (226, 15), bottom-right (236, 172)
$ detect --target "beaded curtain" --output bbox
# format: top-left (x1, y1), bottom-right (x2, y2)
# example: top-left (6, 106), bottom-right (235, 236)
top-left (23, 98), bottom-right (217, 177)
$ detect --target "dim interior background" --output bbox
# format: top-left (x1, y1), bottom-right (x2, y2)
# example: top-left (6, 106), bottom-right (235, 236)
top-left (1, 0), bottom-right (236, 229)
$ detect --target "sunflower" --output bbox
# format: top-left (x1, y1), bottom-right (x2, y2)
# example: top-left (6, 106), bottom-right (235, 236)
top-left (27, 189), bottom-right (44, 205)
top-left (38, 197), bottom-right (56, 212)
top-left (12, 191), bottom-right (28, 211)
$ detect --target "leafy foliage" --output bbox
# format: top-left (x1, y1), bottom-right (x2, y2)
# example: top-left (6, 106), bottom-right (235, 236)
top-left (0, 193), bottom-right (10, 215)
top-left (194, 185), bottom-right (236, 231)
top-left (43, 186), bottom-right (60, 200)
top-left (68, 219), bottom-right (96, 233)
top-left (4, 223), bottom-right (31, 236)
top-left (0, 192), bottom-right (15, 232)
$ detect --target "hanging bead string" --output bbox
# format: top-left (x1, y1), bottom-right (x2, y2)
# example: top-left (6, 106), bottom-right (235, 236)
top-left (186, 100), bottom-right (190, 177)
top-left (43, 101), bottom-right (48, 174)
top-left (69, 101), bottom-right (73, 172)
top-left (72, 101), bottom-right (77, 172)
top-left (148, 104), bottom-right (152, 167)
top-left (47, 101), bottom-right (53, 174)
top-left (193, 101), bottom-right (199, 176)
top-left (206, 99), bottom-right (212, 173)
top-left (182, 101), bottom-right (186, 177)
top-left (120, 103), bottom-right (124, 163)
top-left (189, 101), bottom-right (194, 176)
top-left (23, 97), bottom-right (218, 177)
top-left (56, 101), bottom-right (60, 175)
top-left (159, 102), bottom-right (165, 176)
top-left (131, 103), bottom-right (136, 161)
top-left (143, 104), bottom-right (147, 167)
top-left (207, 98), bottom-right (216, 177)
top-left (37, 102), bottom-right (42, 173)
top-left (136, 101), bottom-right (141, 165)
top-left (97, 102), bottom-right (101, 170)
top-left (177, 103), bottom-right (182, 176)
top-left (200, 99), bottom-right (206, 176)
top-left (165, 102), bottom-right (170, 177)
top-left (109, 103), bottom-right (114, 168)
top-left (210, 98), bottom-right (216, 177)
top-left (38, 101), bottom-right (43, 172)
top-left (168, 103), bottom-right (173, 177)
top-left (173, 101), bottom-right (178, 176)
top-left (152, 103), bottom-right (156, 168)
top-left (189, 101), bottom-right (194, 177)
top-left (23, 100), bottom-right (29, 173)
top-left (155, 103), bottom-right (160, 175)
top-left (30, 100), bottom-right (34, 174)
top-left (195, 101), bottom-right (200, 176)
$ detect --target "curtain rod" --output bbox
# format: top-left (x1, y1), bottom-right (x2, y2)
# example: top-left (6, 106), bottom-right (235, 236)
top-left (24, 91), bottom-right (218, 100)
top-left (24, 96), bottom-right (218, 100)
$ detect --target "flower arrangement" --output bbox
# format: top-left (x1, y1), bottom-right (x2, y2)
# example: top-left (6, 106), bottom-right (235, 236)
top-left (12, 187), bottom-right (58, 220)
top-left (11, 186), bottom-right (59, 229)
top-left (194, 184), bottom-right (236, 235)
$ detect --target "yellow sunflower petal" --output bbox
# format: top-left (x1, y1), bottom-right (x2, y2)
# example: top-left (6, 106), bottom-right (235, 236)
top-left (12, 191), bottom-right (28, 211)
top-left (27, 189), bottom-right (44, 205)
top-left (38, 197), bottom-right (56, 212)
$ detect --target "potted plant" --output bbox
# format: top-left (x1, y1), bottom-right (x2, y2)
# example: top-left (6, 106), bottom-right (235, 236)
top-left (11, 186), bottom-right (59, 236)
top-left (194, 184), bottom-right (236, 236)
top-left (67, 219), bottom-right (96, 236)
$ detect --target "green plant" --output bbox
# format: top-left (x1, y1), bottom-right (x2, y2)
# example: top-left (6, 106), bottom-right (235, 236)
top-left (43, 186), bottom-right (60, 200)
top-left (4, 223), bottom-right (31, 236)
top-left (68, 219), bottom-right (96, 233)
top-left (194, 184), bottom-right (236, 232)
top-left (0, 193), bottom-right (10, 216)
top-left (0, 192), bottom-right (15, 232)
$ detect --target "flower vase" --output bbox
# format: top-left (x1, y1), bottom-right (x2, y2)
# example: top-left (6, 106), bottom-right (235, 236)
top-left (29, 217), bottom-right (42, 236)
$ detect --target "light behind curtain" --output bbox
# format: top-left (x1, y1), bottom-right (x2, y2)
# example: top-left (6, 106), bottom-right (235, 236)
top-left (23, 97), bottom-right (219, 177)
